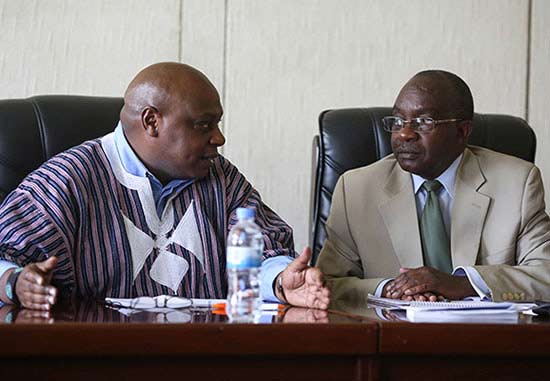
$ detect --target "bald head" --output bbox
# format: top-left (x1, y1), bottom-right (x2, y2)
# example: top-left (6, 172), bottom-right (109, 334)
top-left (120, 62), bottom-right (217, 126)
top-left (396, 70), bottom-right (474, 120)
top-left (119, 62), bottom-right (225, 182)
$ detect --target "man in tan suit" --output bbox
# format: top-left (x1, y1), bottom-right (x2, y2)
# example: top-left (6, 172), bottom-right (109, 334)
top-left (317, 70), bottom-right (550, 303)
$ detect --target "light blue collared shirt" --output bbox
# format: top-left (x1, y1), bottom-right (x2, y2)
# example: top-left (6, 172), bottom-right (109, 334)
top-left (114, 123), bottom-right (195, 217)
top-left (375, 154), bottom-right (492, 300)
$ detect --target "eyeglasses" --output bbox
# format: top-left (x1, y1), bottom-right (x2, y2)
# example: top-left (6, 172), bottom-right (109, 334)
top-left (382, 116), bottom-right (463, 133)
top-left (105, 295), bottom-right (192, 310)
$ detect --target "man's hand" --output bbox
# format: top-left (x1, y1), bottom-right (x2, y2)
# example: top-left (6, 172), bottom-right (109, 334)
top-left (15, 309), bottom-right (54, 324)
top-left (16, 257), bottom-right (58, 310)
top-left (383, 281), bottom-right (440, 302)
top-left (280, 307), bottom-right (329, 323)
top-left (384, 266), bottom-right (476, 301)
top-left (276, 247), bottom-right (330, 310)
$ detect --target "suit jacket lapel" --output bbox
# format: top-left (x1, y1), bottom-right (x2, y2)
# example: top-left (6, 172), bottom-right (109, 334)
top-left (378, 163), bottom-right (424, 269)
top-left (451, 148), bottom-right (491, 267)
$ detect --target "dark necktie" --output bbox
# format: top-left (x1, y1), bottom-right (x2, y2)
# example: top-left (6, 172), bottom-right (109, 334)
top-left (420, 180), bottom-right (453, 273)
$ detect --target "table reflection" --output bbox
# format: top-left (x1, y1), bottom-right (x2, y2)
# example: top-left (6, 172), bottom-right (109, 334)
top-left (0, 300), bottom-right (367, 325)
top-left (5, 298), bottom-right (546, 325)
top-left (276, 307), bottom-right (329, 323)
top-left (0, 301), bottom-right (229, 324)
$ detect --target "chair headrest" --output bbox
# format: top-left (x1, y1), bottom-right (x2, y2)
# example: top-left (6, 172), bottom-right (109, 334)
top-left (0, 95), bottom-right (123, 203)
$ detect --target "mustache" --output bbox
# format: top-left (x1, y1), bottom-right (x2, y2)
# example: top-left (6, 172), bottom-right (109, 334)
top-left (392, 144), bottom-right (422, 154)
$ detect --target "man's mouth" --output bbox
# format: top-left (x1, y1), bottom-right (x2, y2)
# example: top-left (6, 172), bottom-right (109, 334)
top-left (395, 151), bottom-right (420, 159)
top-left (202, 154), bottom-right (219, 164)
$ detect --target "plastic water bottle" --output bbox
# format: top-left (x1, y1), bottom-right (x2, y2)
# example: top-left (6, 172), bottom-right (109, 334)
top-left (226, 207), bottom-right (264, 322)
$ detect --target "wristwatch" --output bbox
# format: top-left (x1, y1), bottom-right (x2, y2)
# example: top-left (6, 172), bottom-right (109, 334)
top-left (5, 268), bottom-right (23, 305)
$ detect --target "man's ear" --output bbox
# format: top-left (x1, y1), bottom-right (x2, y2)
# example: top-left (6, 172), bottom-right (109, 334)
top-left (141, 107), bottom-right (160, 137)
top-left (457, 120), bottom-right (472, 144)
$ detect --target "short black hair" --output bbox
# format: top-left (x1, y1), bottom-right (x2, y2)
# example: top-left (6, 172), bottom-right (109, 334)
top-left (413, 70), bottom-right (474, 120)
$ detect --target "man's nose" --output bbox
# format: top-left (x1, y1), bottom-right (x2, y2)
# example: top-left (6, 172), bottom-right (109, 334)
top-left (210, 126), bottom-right (226, 146)
top-left (396, 125), bottom-right (418, 141)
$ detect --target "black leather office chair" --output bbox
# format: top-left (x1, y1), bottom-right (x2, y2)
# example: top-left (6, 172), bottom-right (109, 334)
top-left (309, 107), bottom-right (537, 263)
top-left (0, 95), bottom-right (124, 204)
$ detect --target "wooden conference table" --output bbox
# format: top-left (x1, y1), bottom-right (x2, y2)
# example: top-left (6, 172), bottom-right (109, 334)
top-left (1, 299), bottom-right (549, 381)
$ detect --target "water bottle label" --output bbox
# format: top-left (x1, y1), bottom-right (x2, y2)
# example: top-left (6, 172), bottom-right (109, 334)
top-left (227, 247), bottom-right (262, 269)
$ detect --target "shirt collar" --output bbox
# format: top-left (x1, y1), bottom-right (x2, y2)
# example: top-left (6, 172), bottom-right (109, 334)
top-left (113, 121), bottom-right (194, 188)
top-left (114, 121), bottom-right (152, 178)
top-left (412, 153), bottom-right (464, 198)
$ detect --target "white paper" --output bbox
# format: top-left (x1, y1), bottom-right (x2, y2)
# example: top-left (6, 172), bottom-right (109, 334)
top-left (367, 293), bottom-right (515, 310)
top-left (406, 308), bottom-right (519, 323)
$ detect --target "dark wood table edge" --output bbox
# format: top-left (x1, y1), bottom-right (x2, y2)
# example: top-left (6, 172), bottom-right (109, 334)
top-left (0, 322), bottom-right (378, 357)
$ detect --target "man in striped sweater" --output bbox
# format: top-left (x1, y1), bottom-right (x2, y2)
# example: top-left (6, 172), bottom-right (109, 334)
top-left (0, 62), bottom-right (330, 311)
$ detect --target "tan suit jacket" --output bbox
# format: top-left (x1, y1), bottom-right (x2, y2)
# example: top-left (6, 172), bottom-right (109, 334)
top-left (317, 146), bottom-right (550, 303)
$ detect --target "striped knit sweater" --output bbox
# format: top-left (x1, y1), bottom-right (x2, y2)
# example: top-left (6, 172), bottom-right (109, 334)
top-left (0, 132), bottom-right (295, 299)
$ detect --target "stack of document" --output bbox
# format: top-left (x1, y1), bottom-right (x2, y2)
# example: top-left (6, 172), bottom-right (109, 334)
top-left (367, 295), bottom-right (520, 323)
top-left (405, 301), bottom-right (518, 323)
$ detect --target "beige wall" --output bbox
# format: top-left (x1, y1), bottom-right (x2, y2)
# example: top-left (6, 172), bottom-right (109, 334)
top-left (0, 0), bottom-right (180, 96)
top-left (1, 0), bottom-right (548, 250)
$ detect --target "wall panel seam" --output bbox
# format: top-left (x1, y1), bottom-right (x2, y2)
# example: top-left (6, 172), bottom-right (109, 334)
top-left (525, 0), bottom-right (533, 121)
top-left (222, 0), bottom-right (229, 132)
top-left (178, 0), bottom-right (184, 62)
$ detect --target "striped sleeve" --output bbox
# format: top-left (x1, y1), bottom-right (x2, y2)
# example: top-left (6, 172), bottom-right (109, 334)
top-left (0, 152), bottom-right (81, 286)
top-left (221, 157), bottom-right (296, 260)
top-left (0, 189), bottom-right (73, 282)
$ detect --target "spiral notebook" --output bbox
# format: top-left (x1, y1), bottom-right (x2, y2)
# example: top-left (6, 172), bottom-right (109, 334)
top-left (367, 294), bottom-right (518, 323)
top-left (367, 294), bottom-right (514, 310)
top-left (406, 300), bottom-right (514, 310)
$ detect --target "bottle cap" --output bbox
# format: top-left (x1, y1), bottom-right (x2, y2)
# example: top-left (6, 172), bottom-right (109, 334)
top-left (236, 207), bottom-right (255, 219)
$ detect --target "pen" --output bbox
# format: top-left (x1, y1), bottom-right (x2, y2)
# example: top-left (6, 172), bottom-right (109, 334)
top-left (261, 303), bottom-right (286, 311)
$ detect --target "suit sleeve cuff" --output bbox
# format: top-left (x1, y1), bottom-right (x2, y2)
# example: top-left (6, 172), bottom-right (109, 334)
top-left (453, 266), bottom-right (492, 300)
